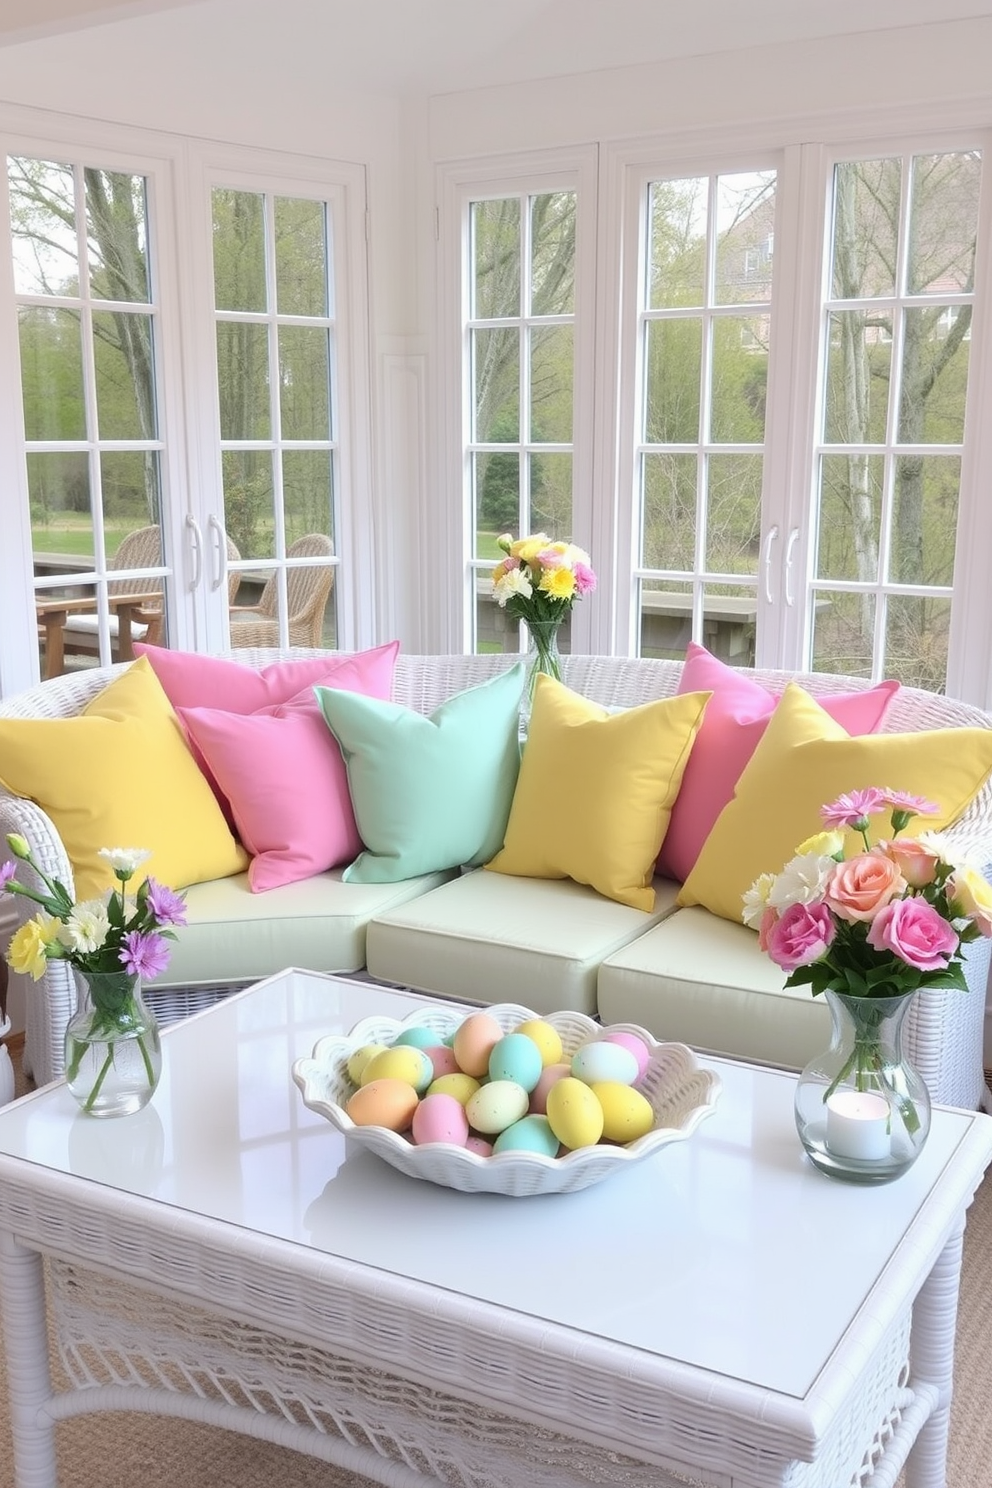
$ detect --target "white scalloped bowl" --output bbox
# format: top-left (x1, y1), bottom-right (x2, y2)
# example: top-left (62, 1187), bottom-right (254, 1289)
top-left (292, 1003), bottom-right (721, 1197)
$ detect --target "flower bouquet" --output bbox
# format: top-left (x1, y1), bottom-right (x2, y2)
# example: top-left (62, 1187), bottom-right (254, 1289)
top-left (490, 532), bottom-right (596, 710)
top-left (744, 788), bottom-right (992, 1179)
top-left (2, 835), bottom-right (187, 1116)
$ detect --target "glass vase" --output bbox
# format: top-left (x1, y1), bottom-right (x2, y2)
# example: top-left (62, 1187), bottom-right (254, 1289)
top-left (522, 617), bottom-right (564, 727)
top-left (794, 988), bottom-right (930, 1184)
top-left (64, 968), bottom-right (162, 1118)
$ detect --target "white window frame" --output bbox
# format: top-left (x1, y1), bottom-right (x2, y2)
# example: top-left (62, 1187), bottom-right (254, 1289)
top-left (435, 146), bottom-right (601, 656)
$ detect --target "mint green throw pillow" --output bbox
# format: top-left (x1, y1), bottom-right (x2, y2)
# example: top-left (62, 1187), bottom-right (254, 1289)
top-left (315, 663), bottom-right (525, 882)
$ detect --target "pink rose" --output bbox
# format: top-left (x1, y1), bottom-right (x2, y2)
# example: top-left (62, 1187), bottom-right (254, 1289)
top-left (763, 902), bottom-right (836, 973)
top-left (866, 898), bottom-right (959, 971)
top-left (826, 853), bottom-right (905, 922)
top-left (875, 838), bottom-right (940, 889)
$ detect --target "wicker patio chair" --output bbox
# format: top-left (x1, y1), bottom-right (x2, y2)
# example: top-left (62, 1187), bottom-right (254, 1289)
top-left (228, 533), bottom-right (334, 648)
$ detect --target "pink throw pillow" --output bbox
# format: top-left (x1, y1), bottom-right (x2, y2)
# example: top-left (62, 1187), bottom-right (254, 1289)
top-left (176, 648), bottom-right (398, 892)
top-left (657, 642), bottom-right (900, 884)
top-left (136, 641), bottom-right (399, 815)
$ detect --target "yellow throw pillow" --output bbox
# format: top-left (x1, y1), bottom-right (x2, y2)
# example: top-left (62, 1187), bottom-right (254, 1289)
top-left (486, 675), bottom-right (711, 912)
top-left (0, 657), bottom-right (249, 900)
top-left (679, 682), bottom-right (992, 923)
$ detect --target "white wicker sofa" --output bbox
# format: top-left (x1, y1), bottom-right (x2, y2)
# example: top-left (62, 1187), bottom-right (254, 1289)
top-left (2, 648), bottom-right (991, 1111)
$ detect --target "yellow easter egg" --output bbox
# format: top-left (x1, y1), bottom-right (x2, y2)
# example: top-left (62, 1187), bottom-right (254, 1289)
top-left (514, 1018), bottom-right (564, 1068)
top-left (360, 1045), bottom-right (434, 1094)
top-left (545, 1077), bottom-right (605, 1150)
top-left (427, 1072), bottom-right (481, 1106)
top-left (591, 1081), bottom-right (655, 1144)
top-left (346, 1043), bottom-right (386, 1085)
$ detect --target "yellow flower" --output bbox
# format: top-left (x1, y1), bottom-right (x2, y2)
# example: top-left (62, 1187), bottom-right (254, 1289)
top-left (540, 566), bottom-right (576, 600)
top-left (795, 829), bottom-right (845, 859)
top-left (510, 533), bottom-right (550, 563)
top-left (7, 914), bottom-right (63, 980)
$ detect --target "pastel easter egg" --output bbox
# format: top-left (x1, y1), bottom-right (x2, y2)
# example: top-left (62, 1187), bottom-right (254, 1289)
top-left (528, 1062), bottom-right (572, 1115)
top-left (428, 1072), bottom-right (481, 1106)
top-left (346, 1043), bottom-right (386, 1085)
top-left (493, 1114), bottom-right (560, 1158)
top-left (514, 1019), bottom-right (564, 1067)
top-left (600, 1029), bottom-right (653, 1081)
top-left (546, 1077), bottom-right (605, 1150)
top-left (452, 1011), bottom-right (504, 1078)
top-left (346, 1078), bottom-right (419, 1132)
top-left (465, 1079), bottom-right (530, 1135)
top-left (591, 1081), bottom-right (655, 1144)
top-left (488, 1032), bottom-right (543, 1093)
top-left (571, 1041), bottom-right (639, 1088)
top-left (411, 1092), bottom-right (470, 1147)
top-left (360, 1046), bottom-right (434, 1094)
top-left (392, 1025), bottom-right (441, 1051)
top-left (424, 1044), bottom-right (461, 1081)
top-left (465, 1135), bottom-right (494, 1157)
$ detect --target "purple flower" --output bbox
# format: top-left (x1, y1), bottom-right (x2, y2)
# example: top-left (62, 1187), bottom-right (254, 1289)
top-left (573, 562), bottom-right (597, 596)
top-left (120, 930), bottom-right (171, 980)
top-left (144, 878), bottom-right (188, 928)
top-left (820, 788), bottom-right (886, 831)
top-left (0, 860), bottom-right (17, 891)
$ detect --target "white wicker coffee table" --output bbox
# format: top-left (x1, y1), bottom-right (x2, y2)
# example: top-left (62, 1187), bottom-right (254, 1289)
top-left (0, 968), bottom-right (990, 1488)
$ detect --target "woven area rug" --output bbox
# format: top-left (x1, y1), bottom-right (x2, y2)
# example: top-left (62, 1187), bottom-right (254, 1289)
top-left (1, 1043), bottom-right (990, 1488)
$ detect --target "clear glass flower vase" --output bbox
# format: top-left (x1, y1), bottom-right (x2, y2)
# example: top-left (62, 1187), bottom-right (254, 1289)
top-left (522, 618), bottom-right (564, 728)
top-left (794, 988), bottom-right (931, 1183)
top-left (65, 968), bottom-right (162, 1118)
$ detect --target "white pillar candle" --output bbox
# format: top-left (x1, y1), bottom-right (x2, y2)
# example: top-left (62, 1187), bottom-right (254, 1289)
top-left (825, 1090), bottom-right (891, 1161)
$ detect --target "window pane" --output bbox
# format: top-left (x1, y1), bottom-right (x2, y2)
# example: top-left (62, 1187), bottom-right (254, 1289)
top-left (816, 454), bottom-right (883, 582)
top-left (213, 189), bottom-right (267, 313)
top-left (830, 159), bottom-right (900, 299)
top-left (714, 171), bottom-right (776, 306)
top-left (641, 453), bottom-right (696, 569)
top-left (710, 315), bottom-right (769, 442)
top-left (810, 591), bottom-right (876, 678)
top-left (282, 450), bottom-right (334, 548)
top-left (475, 449), bottom-right (519, 553)
top-left (93, 310), bottom-right (156, 440)
top-left (648, 177), bottom-right (706, 309)
top-left (278, 325), bottom-right (330, 440)
top-left (823, 310), bottom-right (891, 444)
top-left (472, 198), bottom-right (520, 319)
top-left (222, 449), bottom-right (274, 561)
top-left (275, 197), bottom-right (328, 316)
top-left (898, 307), bottom-right (969, 444)
top-left (890, 454), bottom-right (958, 586)
top-left (19, 307), bottom-right (85, 440)
top-left (639, 580), bottom-right (693, 660)
top-left (885, 595), bottom-right (950, 691)
top-left (908, 152), bottom-right (980, 295)
top-left (28, 451), bottom-right (92, 563)
top-left (101, 451), bottom-right (162, 555)
top-left (644, 318), bottom-right (701, 443)
top-left (217, 323), bottom-right (271, 439)
top-left (85, 170), bottom-right (149, 303)
top-left (531, 325), bottom-right (573, 443)
top-left (530, 192), bottom-right (575, 315)
top-left (705, 453), bottom-right (762, 574)
top-left (473, 326), bottom-right (519, 442)
top-left (531, 451), bottom-right (572, 537)
top-left (8, 156), bottom-right (77, 296)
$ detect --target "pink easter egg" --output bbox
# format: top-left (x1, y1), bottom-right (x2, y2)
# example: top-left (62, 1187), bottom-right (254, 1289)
top-left (600, 1030), bottom-right (652, 1081)
top-left (425, 1044), bottom-right (461, 1080)
top-left (528, 1062), bottom-right (572, 1115)
top-left (411, 1092), bottom-right (470, 1148)
top-left (465, 1135), bottom-right (494, 1157)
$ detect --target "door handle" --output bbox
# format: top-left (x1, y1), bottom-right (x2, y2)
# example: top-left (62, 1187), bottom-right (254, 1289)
top-left (763, 525), bottom-right (779, 604)
top-left (185, 514), bottom-right (202, 591)
top-left (207, 514), bottom-right (228, 593)
top-left (784, 527), bottom-right (799, 607)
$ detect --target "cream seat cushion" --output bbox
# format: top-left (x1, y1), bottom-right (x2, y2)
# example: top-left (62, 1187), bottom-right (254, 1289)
top-left (160, 868), bottom-right (454, 988)
top-left (597, 906), bottom-right (832, 1071)
top-left (366, 868), bottom-right (681, 1018)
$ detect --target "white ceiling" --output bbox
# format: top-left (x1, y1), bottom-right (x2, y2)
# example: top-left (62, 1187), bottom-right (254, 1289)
top-left (2, 0), bottom-right (991, 93)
